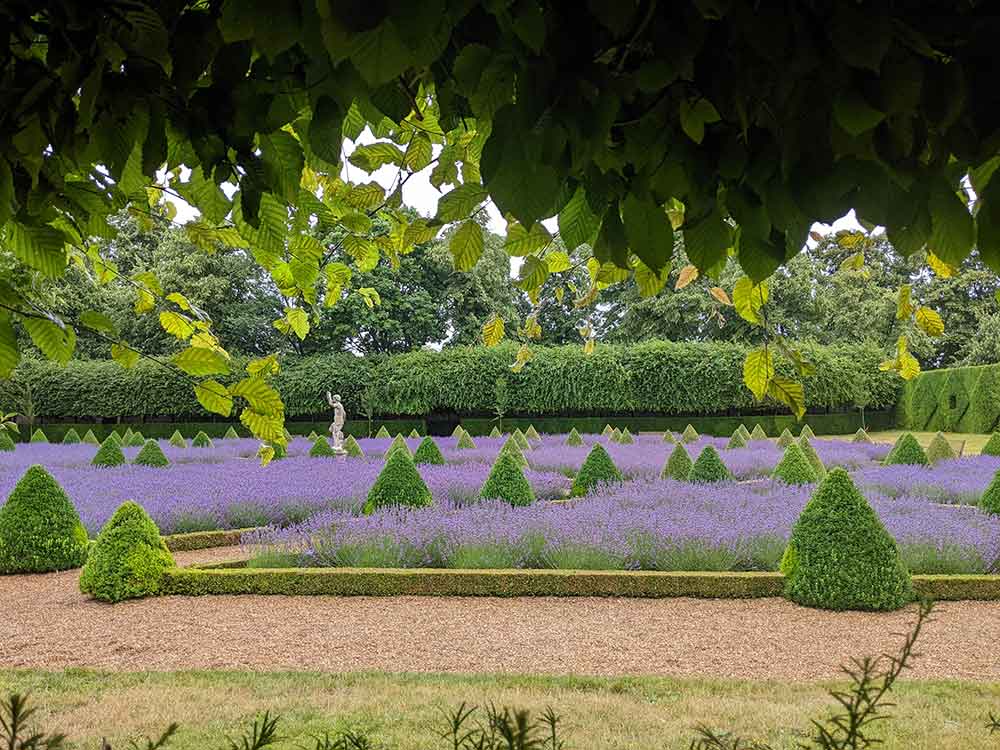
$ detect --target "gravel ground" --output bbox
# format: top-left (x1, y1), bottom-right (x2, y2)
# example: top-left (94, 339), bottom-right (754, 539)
top-left (4, 547), bottom-right (999, 681)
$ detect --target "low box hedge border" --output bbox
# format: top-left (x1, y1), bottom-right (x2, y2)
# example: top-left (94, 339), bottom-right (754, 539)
top-left (162, 528), bottom-right (257, 552)
top-left (160, 565), bottom-right (1000, 601)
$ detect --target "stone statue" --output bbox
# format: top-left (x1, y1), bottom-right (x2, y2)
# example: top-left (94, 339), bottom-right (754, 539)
top-left (326, 391), bottom-right (346, 454)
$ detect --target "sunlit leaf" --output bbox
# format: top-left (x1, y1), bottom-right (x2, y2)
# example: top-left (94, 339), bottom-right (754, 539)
top-left (743, 347), bottom-right (774, 401)
top-left (194, 379), bottom-right (233, 417)
top-left (914, 306), bottom-right (944, 337)
top-left (732, 276), bottom-right (768, 324)
top-left (173, 346), bottom-right (230, 376)
top-left (767, 376), bottom-right (806, 420)
top-left (482, 314), bottom-right (505, 347)
top-left (159, 311), bottom-right (195, 340)
top-left (896, 284), bottom-right (914, 320)
top-left (111, 342), bottom-right (140, 369)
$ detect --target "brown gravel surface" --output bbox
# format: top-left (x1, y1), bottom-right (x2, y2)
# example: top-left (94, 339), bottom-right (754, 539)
top-left (4, 547), bottom-right (1000, 681)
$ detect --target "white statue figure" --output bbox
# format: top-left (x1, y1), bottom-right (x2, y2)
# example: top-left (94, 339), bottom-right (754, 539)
top-left (326, 391), bottom-right (347, 454)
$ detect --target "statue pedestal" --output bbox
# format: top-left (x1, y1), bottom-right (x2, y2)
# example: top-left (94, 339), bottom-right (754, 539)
top-left (332, 447), bottom-right (347, 457)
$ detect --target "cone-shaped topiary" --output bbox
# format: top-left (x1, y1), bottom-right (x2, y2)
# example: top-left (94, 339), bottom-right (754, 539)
top-left (609, 427), bottom-right (622, 443)
top-left (737, 424), bottom-right (751, 441)
top-left (800, 424), bottom-right (816, 440)
top-left (776, 428), bottom-right (795, 448)
top-left (409, 428), bottom-right (421, 439)
top-left (661, 443), bottom-right (693, 481)
top-left (852, 428), bottom-right (874, 444)
top-left (0, 431), bottom-right (14, 452)
top-left (981, 432), bottom-right (1000, 456)
top-left (882, 432), bottom-right (928, 466)
top-left (0, 465), bottom-right (89, 573)
top-left (525, 425), bottom-right (541, 441)
top-left (309, 436), bottom-right (337, 457)
top-left (344, 434), bottom-right (364, 457)
top-left (224, 425), bottom-right (240, 439)
top-left (122, 427), bottom-right (134, 442)
top-left (363, 449), bottom-right (432, 514)
top-left (618, 427), bottom-right (635, 444)
top-left (79, 501), bottom-right (175, 602)
top-left (662, 431), bottom-right (676, 443)
top-left (30, 428), bottom-right (47, 443)
top-left (688, 445), bottom-right (731, 482)
top-left (565, 427), bottom-right (583, 446)
top-left (925, 432), bottom-right (957, 464)
top-left (125, 430), bottom-right (146, 447)
top-left (456, 430), bottom-right (477, 449)
top-left (375, 425), bottom-right (392, 438)
top-left (108, 430), bottom-right (123, 445)
top-left (82, 429), bottom-right (100, 445)
top-left (726, 429), bottom-right (746, 449)
top-left (749, 424), bottom-right (768, 441)
top-left (798, 437), bottom-right (827, 478)
top-left (451, 424), bottom-right (465, 438)
top-left (168, 430), bottom-right (187, 448)
top-left (781, 468), bottom-right (912, 611)
top-left (413, 436), bottom-right (445, 465)
top-left (571, 443), bottom-right (623, 496)
top-left (499, 437), bottom-right (529, 468)
top-left (489, 426), bottom-right (502, 438)
top-left (385, 433), bottom-right (411, 459)
top-left (980, 469), bottom-right (1000, 515)
top-left (602, 424), bottom-right (615, 437)
top-left (512, 428), bottom-right (531, 451)
top-left (61, 428), bottom-right (81, 444)
top-left (92, 437), bottom-right (126, 467)
top-left (307, 430), bottom-right (319, 441)
top-left (134, 439), bottom-right (170, 467)
top-left (480, 451), bottom-right (536, 506)
top-left (191, 430), bottom-right (214, 448)
top-left (771, 442), bottom-right (818, 485)
top-left (681, 424), bottom-right (699, 443)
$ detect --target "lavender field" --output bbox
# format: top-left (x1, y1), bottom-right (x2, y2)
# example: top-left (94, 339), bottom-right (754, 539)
top-left (2, 430), bottom-right (998, 575)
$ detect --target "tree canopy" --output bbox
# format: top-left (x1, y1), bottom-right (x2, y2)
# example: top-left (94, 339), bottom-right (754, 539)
top-left (1, 1), bottom-right (998, 448)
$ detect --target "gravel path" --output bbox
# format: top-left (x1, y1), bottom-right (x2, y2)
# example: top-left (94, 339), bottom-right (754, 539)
top-left (4, 547), bottom-right (1000, 681)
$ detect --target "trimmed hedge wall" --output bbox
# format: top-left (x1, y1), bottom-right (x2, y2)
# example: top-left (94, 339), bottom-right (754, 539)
top-left (896, 363), bottom-right (1000, 433)
top-left (162, 565), bottom-right (1000, 601)
top-left (1, 340), bottom-right (898, 429)
top-left (162, 528), bottom-right (258, 552)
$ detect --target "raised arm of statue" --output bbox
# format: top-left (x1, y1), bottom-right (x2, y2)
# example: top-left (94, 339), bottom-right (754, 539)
top-left (326, 390), bottom-right (334, 408)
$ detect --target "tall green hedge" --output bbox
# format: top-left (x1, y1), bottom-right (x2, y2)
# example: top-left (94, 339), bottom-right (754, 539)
top-left (897, 363), bottom-right (1000, 433)
top-left (0, 341), bottom-right (899, 423)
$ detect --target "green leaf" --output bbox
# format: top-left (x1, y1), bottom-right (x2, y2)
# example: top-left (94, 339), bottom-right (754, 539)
top-left (482, 314), bottom-right (505, 347)
top-left (679, 98), bottom-right (720, 144)
top-left (324, 262), bottom-right (352, 306)
top-left (449, 220), bottom-right (484, 271)
top-left (260, 131), bottom-right (304, 205)
top-left (733, 277), bottom-right (768, 325)
top-left (403, 133), bottom-right (433, 171)
top-left (159, 311), bottom-right (195, 340)
top-left (976, 177), bottom-right (1000, 273)
top-left (348, 142), bottom-right (405, 171)
top-left (173, 346), bottom-right (230, 376)
top-left (914, 306), bottom-right (944, 337)
top-left (0, 313), bottom-right (19, 378)
top-left (240, 408), bottom-right (286, 445)
top-left (195, 379), bottom-right (233, 417)
top-left (358, 287), bottom-right (381, 308)
top-left (111, 342), bottom-right (140, 369)
top-left (683, 208), bottom-right (731, 271)
top-left (436, 183), bottom-right (488, 222)
top-left (308, 97), bottom-right (344, 165)
top-left (350, 20), bottom-right (411, 86)
top-left (470, 58), bottom-right (515, 119)
top-left (833, 91), bottom-right (885, 136)
top-left (278, 307), bottom-right (310, 340)
top-left (79, 310), bottom-right (118, 336)
top-left (743, 347), bottom-right (774, 401)
top-left (343, 235), bottom-right (379, 272)
top-left (634, 259), bottom-right (670, 297)
top-left (558, 186), bottom-right (601, 251)
top-left (23, 317), bottom-right (75, 364)
top-left (546, 251), bottom-right (572, 273)
top-left (504, 221), bottom-right (551, 257)
top-left (229, 377), bottom-right (283, 416)
top-left (344, 182), bottom-right (385, 210)
top-left (896, 284), bottom-right (913, 320)
top-left (246, 354), bottom-right (280, 377)
top-left (621, 194), bottom-right (673, 271)
top-left (178, 167), bottom-right (231, 225)
top-left (767, 376), bottom-right (806, 420)
top-left (928, 183), bottom-right (975, 265)
top-left (517, 256), bottom-right (549, 291)
top-left (7, 223), bottom-right (68, 278)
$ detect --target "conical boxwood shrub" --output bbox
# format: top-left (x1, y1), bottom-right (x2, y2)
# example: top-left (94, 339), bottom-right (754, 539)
top-left (661, 443), bottom-right (692, 481)
top-left (662, 431), bottom-right (676, 444)
top-left (0, 431), bottom-right (14, 452)
top-left (408, 428), bottom-right (421, 439)
top-left (688, 445), bottom-right (731, 482)
top-left (925, 432), bottom-right (957, 464)
top-left (512, 428), bottom-right (531, 451)
top-left (981, 432), bottom-right (1000, 456)
top-left (609, 427), bottom-right (623, 443)
top-left (169, 430), bottom-right (187, 448)
top-left (0, 465), bottom-right (89, 573)
top-left (307, 430), bottom-right (319, 441)
top-left (385, 433), bottom-right (410, 459)
top-left (309, 436), bottom-right (337, 458)
top-left (451, 424), bottom-right (465, 438)
top-left (480, 452), bottom-right (535, 506)
top-left (92, 437), bottom-right (126, 467)
top-left (79, 501), bottom-right (175, 602)
top-left (571, 443), bottom-right (623, 496)
top-left (525, 425), bottom-right (541, 441)
top-left (375, 425), bottom-right (392, 438)
top-left (852, 428), bottom-right (874, 444)
top-left (344, 434), bottom-right (364, 457)
top-left (771, 443), bottom-right (818, 485)
top-left (725, 429), bottom-right (746, 449)
top-left (565, 428), bottom-right (583, 446)
top-left (134, 439), bottom-right (170, 467)
top-left (61, 428), bottom-right (81, 444)
top-left (781, 468), bottom-right (912, 611)
top-left (191, 430), bottom-right (214, 448)
top-left (224, 425), bottom-right (240, 439)
top-left (107, 430), bottom-right (123, 445)
top-left (799, 424), bottom-right (816, 440)
top-left (736, 424), bottom-right (751, 441)
top-left (489, 426), bottom-right (502, 438)
top-left (499, 437), bottom-right (528, 468)
top-left (798, 437), bottom-right (827, 478)
top-left (618, 427), bottom-right (635, 445)
top-left (681, 424), bottom-right (699, 443)
top-left (125, 431), bottom-right (146, 447)
top-left (776, 428), bottom-right (795, 448)
top-left (30, 428), bottom-right (47, 443)
top-left (363, 449), bottom-right (432, 514)
top-left (122, 428), bottom-right (134, 442)
top-left (456, 431), bottom-right (477, 449)
top-left (980, 469), bottom-right (1000, 515)
top-left (882, 433), bottom-right (928, 466)
top-left (749, 424), bottom-right (768, 441)
top-left (601, 424), bottom-right (615, 437)
top-left (82, 429), bottom-right (100, 445)
top-left (413, 436), bottom-right (445, 465)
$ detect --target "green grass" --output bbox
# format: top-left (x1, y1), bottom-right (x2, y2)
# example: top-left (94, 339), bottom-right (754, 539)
top-left (1, 670), bottom-right (998, 749)
top-left (830, 430), bottom-right (992, 455)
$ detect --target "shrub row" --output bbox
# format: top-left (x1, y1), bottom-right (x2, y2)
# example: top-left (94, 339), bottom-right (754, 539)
top-left (896, 363), bottom-right (1000, 433)
top-left (162, 528), bottom-right (257, 552)
top-left (1, 340), bottom-right (899, 422)
top-left (161, 565), bottom-right (1000, 601)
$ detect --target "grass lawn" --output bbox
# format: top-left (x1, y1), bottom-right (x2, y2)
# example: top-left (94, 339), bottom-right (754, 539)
top-left (839, 430), bottom-right (994, 455)
top-left (1, 670), bottom-right (998, 749)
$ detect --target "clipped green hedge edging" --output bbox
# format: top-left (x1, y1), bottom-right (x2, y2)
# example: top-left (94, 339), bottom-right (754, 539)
top-left (896, 363), bottom-right (1000, 433)
top-left (162, 528), bottom-right (257, 552)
